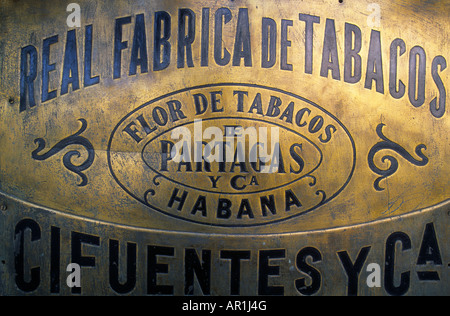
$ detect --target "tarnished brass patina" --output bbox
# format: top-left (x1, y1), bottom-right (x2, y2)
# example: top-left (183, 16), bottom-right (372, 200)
top-left (0, 0), bottom-right (448, 296)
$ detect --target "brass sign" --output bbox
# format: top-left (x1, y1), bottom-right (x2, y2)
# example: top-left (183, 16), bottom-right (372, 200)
top-left (0, 0), bottom-right (448, 296)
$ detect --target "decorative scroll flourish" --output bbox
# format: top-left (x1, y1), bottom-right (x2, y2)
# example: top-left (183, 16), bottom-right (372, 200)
top-left (144, 175), bottom-right (163, 203)
top-left (32, 119), bottom-right (95, 187)
top-left (368, 123), bottom-right (429, 191)
top-left (144, 189), bottom-right (156, 202)
top-left (305, 175), bottom-right (317, 187)
top-left (316, 190), bottom-right (326, 205)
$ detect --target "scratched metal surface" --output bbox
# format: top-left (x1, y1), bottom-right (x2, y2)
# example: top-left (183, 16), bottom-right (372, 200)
top-left (0, 0), bottom-right (448, 295)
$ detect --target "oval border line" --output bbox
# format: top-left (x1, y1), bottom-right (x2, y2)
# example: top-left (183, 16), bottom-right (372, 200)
top-left (140, 116), bottom-right (324, 195)
top-left (107, 83), bottom-right (357, 227)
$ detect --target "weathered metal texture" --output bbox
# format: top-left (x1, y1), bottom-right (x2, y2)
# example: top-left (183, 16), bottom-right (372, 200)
top-left (0, 0), bottom-right (448, 296)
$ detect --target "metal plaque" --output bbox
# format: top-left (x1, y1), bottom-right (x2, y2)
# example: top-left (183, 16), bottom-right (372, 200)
top-left (0, 0), bottom-right (448, 296)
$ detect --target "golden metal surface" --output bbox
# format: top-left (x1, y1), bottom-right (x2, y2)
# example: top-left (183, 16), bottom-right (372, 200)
top-left (0, 0), bottom-right (448, 295)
